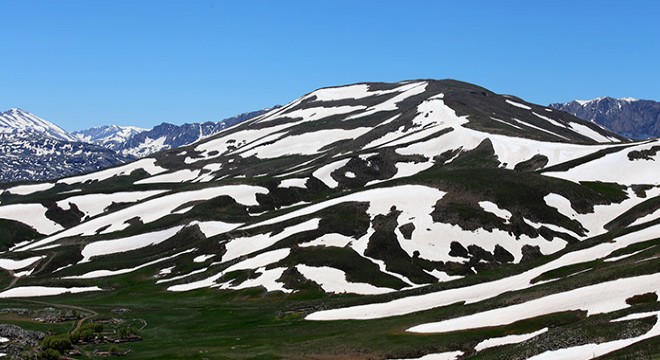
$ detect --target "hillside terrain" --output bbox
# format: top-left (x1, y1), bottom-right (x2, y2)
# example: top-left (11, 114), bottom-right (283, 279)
top-left (0, 79), bottom-right (658, 359)
top-left (551, 97), bottom-right (660, 140)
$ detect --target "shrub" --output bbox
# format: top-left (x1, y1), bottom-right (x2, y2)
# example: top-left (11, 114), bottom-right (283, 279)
top-left (41, 334), bottom-right (72, 353)
top-left (37, 349), bottom-right (61, 360)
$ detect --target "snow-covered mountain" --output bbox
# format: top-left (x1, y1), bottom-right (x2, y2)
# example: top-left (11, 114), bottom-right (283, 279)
top-left (72, 125), bottom-right (147, 151)
top-left (0, 108), bottom-right (271, 183)
top-left (0, 109), bottom-right (130, 183)
top-left (0, 80), bottom-right (657, 359)
top-left (0, 108), bottom-right (76, 142)
top-left (550, 96), bottom-right (660, 140)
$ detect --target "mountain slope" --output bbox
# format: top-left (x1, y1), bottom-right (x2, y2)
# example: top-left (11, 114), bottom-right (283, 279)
top-left (550, 97), bottom-right (660, 140)
top-left (0, 79), bottom-right (657, 359)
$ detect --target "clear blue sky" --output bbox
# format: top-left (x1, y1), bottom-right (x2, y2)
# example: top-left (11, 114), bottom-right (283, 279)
top-left (2, 0), bottom-right (659, 131)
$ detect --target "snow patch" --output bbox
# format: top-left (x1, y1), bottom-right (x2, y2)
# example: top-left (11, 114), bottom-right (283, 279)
top-left (296, 265), bottom-right (395, 295)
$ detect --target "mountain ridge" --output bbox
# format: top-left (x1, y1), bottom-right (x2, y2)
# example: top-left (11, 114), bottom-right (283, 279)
top-left (550, 96), bottom-right (660, 140)
top-left (0, 108), bottom-right (272, 184)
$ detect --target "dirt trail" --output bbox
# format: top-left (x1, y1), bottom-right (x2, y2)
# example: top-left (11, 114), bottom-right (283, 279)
top-left (17, 299), bottom-right (98, 333)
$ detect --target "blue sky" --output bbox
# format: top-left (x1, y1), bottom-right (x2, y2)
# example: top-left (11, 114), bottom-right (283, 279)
top-left (1, 0), bottom-right (659, 131)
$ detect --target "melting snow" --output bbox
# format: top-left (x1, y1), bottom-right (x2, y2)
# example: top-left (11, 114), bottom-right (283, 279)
top-left (223, 219), bottom-right (320, 262)
top-left (80, 226), bottom-right (184, 263)
top-left (278, 178), bottom-right (308, 189)
top-left (134, 169), bottom-right (202, 184)
top-left (390, 351), bottom-right (464, 360)
top-left (56, 190), bottom-right (166, 219)
top-left (506, 99), bottom-right (532, 110)
top-left (190, 220), bottom-right (242, 238)
top-left (0, 203), bottom-right (63, 235)
top-left (474, 328), bottom-right (548, 352)
top-left (528, 311), bottom-right (660, 360)
top-left (408, 273), bottom-right (660, 333)
top-left (296, 265), bottom-right (395, 295)
top-left (17, 185), bottom-right (267, 251)
top-left (306, 223), bottom-right (660, 321)
top-left (299, 233), bottom-right (354, 248)
top-left (312, 159), bottom-right (351, 188)
top-left (478, 201), bottom-right (512, 222)
top-left (241, 128), bottom-right (372, 159)
top-left (0, 286), bottom-right (102, 298)
top-left (58, 158), bottom-right (166, 185)
top-left (167, 248), bottom-right (290, 292)
top-left (193, 255), bottom-right (214, 263)
top-left (544, 140), bottom-right (660, 185)
top-left (4, 183), bottom-right (55, 196)
top-left (0, 256), bottom-right (44, 270)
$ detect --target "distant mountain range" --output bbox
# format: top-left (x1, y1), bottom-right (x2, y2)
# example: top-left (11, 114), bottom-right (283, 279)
top-left (0, 108), bottom-right (130, 183)
top-left (550, 97), bottom-right (660, 140)
top-left (71, 109), bottom-right (271, 158)
top-left (0, 108), bottom-right (272, 183)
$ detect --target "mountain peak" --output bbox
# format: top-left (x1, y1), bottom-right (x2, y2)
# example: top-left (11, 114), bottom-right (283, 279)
top-left (0, 108), bottom-right (76, 142)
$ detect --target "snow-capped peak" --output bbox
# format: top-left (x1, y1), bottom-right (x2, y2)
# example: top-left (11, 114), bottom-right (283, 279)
top-left (574, 97), bottom-right (639, 106)
top-left (72, 124), bottom-right (148, 148)
top-left (0, 108), bottom-right (76, 142)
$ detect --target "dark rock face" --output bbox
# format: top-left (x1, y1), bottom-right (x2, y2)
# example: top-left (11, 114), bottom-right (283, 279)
top-left (550, 97), bottom-right (660, 140)
top-left (0, 323), bottom-right (45, 357)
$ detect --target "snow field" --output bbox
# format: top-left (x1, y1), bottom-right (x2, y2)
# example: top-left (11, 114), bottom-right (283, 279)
top-left (16, 185), bottom-right (268, 251)
top-left (0, 203), bottom-right (63, 235)
top-left (312, 159), bottom-right (351, 188)
top-left (80, 226), bottom-right (184, 263)
top-left (474, 328), bottom-right (548, 352)
top-left (57, 158), bottom-right (166, 185)
top-left (544, 140), bottom-right (660, 185)
top-left (277, 105), bottom-right (366, 124)
top-left (505, 99), bottom-right (532, 110)
top-left (222, 219), bottom-right (320, 262)
top-left (478, 201), bottom-right (512, 222)
top-left (345, 82), bottom-right (428, 121)
top-left (296, 265), bottom-right (395, 295)
top-left (241, 127), bottom-right (372, 159)
top-left (527, 311), bottom-right (659, 360)
top-left (0, 286), bottom-right (102, 298)
top-left (56, 190), bottom-right (166, 219)
top-left (544, 187), bottom-right (660, 237)
top-left (4, 182), bottom-right (55, 196)
top-left (307, 82), bottom-right (425, 104)
top-left (192, 123), bottom-right (294, 162)
top-left (390, 351), bottom-right (463, 360)
top-left (408, 273), bottom-right (660, 333)
top-left (189, 220), bottom-right (242, 238)
top-left (63, 249), bottom-right (195, 279)
top-left (134, 169), bottom-right (201, 184)
top-left (0, 256), bottom-right (44, 271)
top-left (219, 267), bottom-right (291, 293)
top-left (306, 223), bottom-right (660, 321)
top-left (278, 178), bottom-right (308, 189)
top-left (167, 248), bottom-right (291, 292)
top-left (299, 233), bottom-right (354, 248)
